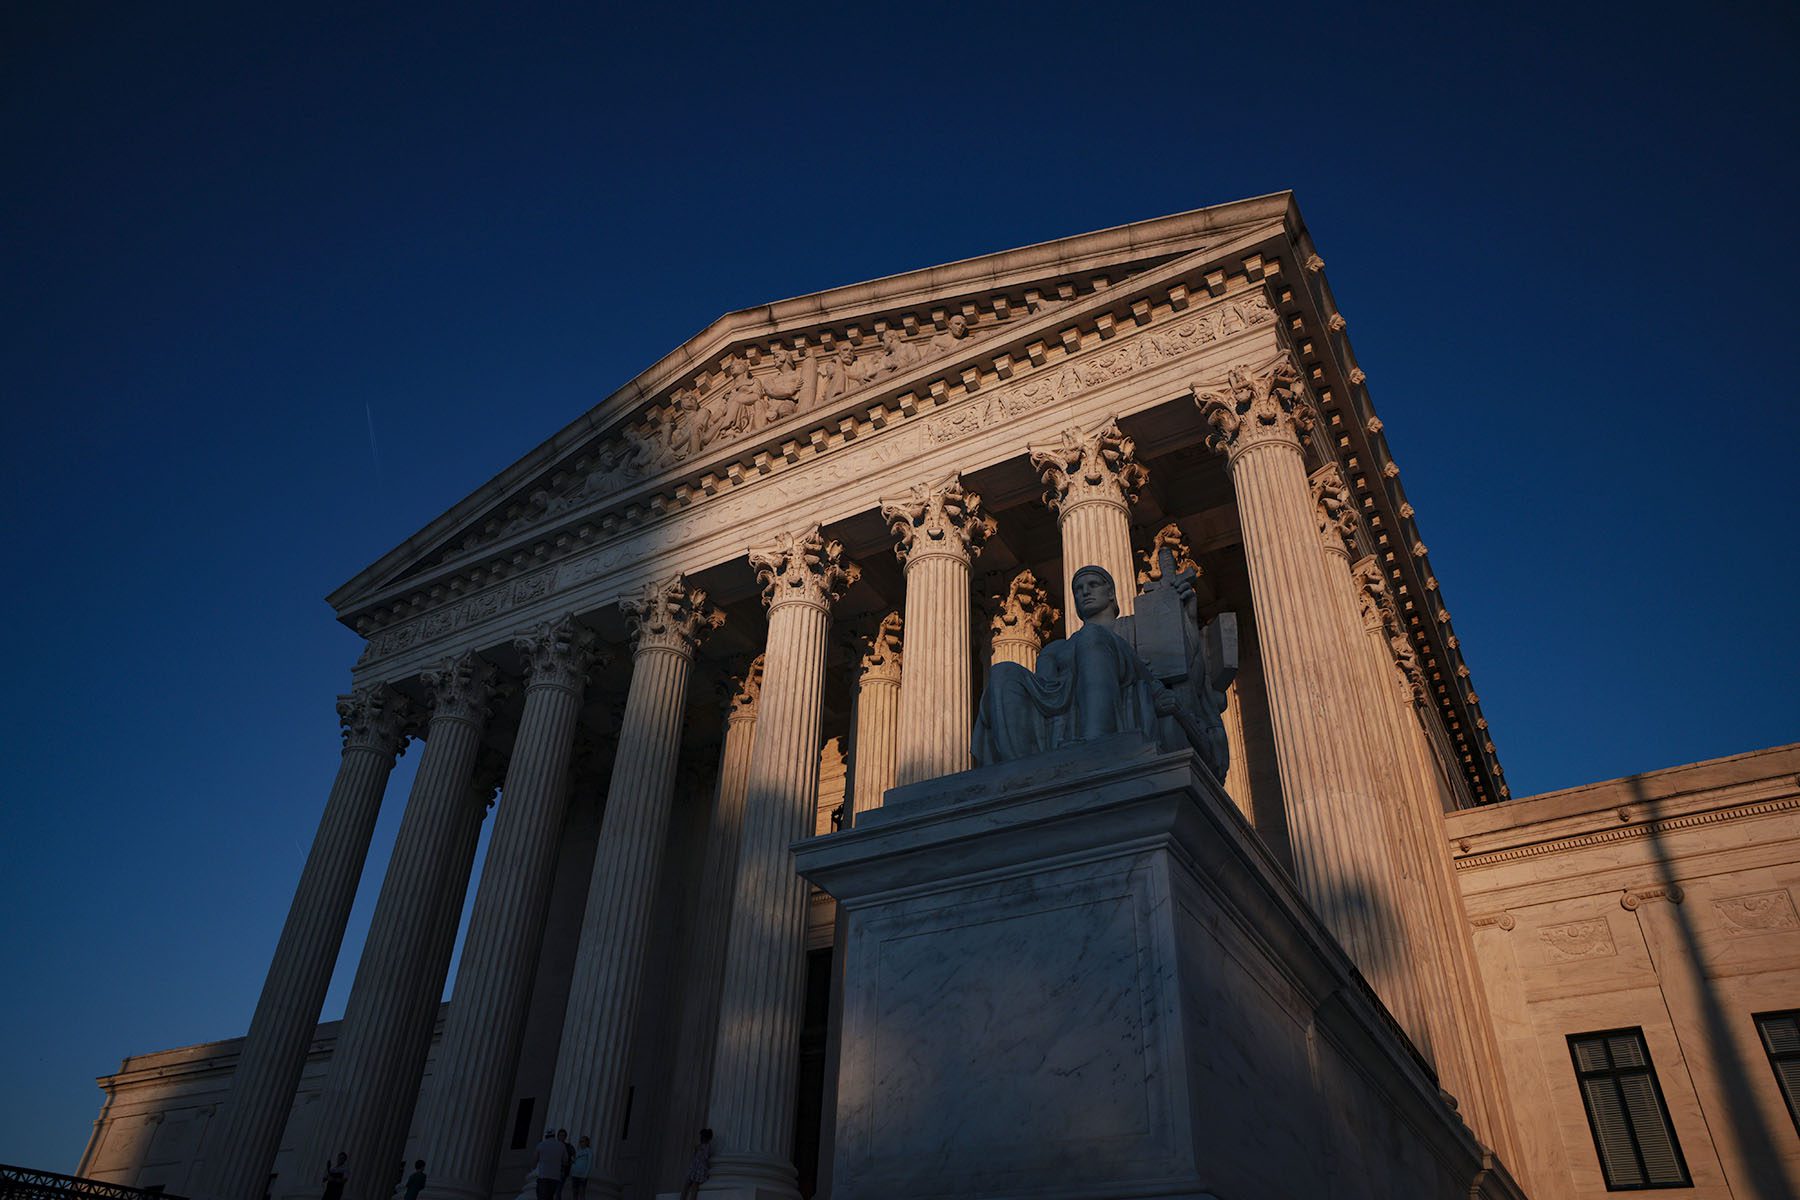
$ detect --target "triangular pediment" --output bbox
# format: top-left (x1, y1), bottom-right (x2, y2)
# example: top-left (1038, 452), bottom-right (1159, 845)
top-left (328, 192), bottom-right (1299, 626)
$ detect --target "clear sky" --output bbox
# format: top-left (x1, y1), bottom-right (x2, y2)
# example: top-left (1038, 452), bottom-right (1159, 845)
top-left (4, 1), bottom-right (1797, 1174)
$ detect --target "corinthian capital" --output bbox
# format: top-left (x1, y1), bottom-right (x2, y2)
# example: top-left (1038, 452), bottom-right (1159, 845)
top-left (336, 684), bottom-right (415, 756)
top-left (420, 651), bottom-right (499, 725)
top-left (749, 524), bottom-right (860, 612)
top-left (624, 574), bottom-right (725, 657)
top-left (723, 654), bottom-right (765, 721)
top-left (1136, 523), bottom-right (1201, 586)
top-left (514, 616), bottom-right (600, 693)
top-left (1192, 353), bottom-right (1314, 459)
top-left (881, 473), bottom-right (995, 565)
top-left (1353, 556), bottom-right (1392, 634)
top-left (987, 570), bottom-right (1058, 648)
top-left (1029, 417), bottom-right (1148, 516)
top-left (1311, 464), bottom-right (1359, 555)
top-left (854, 612), bottom-right (904, 684)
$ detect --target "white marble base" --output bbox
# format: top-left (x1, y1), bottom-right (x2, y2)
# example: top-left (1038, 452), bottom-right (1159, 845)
top-left (795, 735), bottom-right (1527, 1200)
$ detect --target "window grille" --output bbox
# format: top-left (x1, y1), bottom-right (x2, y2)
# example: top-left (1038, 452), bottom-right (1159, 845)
top-left (1754, 1010), bottom-right (1800, 1135)
top-left (1567, 1028), bottom-right (1691, 1189)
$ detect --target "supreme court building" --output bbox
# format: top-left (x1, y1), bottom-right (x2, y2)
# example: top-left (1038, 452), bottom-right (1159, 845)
top-left (78, 196), bottom-right (1800, 1199)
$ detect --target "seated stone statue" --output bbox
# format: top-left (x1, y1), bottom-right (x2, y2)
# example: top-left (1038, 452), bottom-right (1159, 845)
top-left (970, 556), bottom-right (1237, 782)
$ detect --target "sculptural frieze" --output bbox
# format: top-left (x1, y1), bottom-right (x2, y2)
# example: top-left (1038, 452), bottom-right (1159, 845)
top-left (355, 284), bottom-right (1274, 670)
top-left (971, 554), bottom-right (1236, 782)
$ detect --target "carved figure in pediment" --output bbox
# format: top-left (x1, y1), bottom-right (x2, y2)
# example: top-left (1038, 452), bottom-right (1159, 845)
top-left (761, 345), bottom-right (816, 423)
top-left (928, 313), bottom-right (973, 358)
top-left (720, 354), bottom-right (765, 434)
top-left (666, 386), bottom-right (711, 460)
top-left (816, 342), bottom-right (875, 402)
top-left (873, 328), bottom-right (923, 376)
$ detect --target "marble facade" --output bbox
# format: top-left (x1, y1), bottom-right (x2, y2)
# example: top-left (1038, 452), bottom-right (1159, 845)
top-left (74, 195), bottom-right (1796, 1200)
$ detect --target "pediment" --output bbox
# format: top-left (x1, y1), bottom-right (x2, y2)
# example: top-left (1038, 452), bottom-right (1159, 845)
top-left (329, 192), bottom-right (1299, 627)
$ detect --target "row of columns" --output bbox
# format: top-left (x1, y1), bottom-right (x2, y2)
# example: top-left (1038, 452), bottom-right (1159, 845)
top-left (204, 354), bottom-right (1501, 1200)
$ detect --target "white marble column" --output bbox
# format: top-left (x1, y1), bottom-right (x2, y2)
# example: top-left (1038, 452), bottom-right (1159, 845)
top-left (1358, 559), bottom-right (1521, 1156)
top-left (883, 474), bottom-right (993, 787)
top-left (661, 659), bottom-right (763, 1185)
top-left (847, 615), bottom-right (901, 821)
top-left (546, 577), bottom-right (723, 1197)
top-left (198, 686), bottom-right (412, 1200)
top-left (1192, 356), bottom-right (1427, 1045)
top-left (412, 618), bottom-right (599, 1200)
top-left (703, 525), bottom-right (857, 1199)
top-left (1310, 466), bottom-right (1438, 1057)
top-left (1030, 417), bottom-right (1147, 632)
top-left (985, 570), bottom-right (1058, 671)
top-left (297, 652), bottom-right (496, 1200)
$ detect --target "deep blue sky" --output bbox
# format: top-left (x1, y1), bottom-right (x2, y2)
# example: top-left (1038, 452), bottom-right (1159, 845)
top-left (4, 2), bottom-right (1797, 1173)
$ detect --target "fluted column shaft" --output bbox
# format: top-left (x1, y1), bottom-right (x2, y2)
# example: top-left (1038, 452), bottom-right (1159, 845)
top-left (1357, 577), bottom-right (1520, 1156)
top-left (297, 655), bottom-right (494, 1200)
top-left (415, 619), bottom-right (596, 1200)
top-left (884, 475), bottom-right (991, 787)
top-left (1219, 680), bottom-right (1254, 823)
top-left (546, 578), bottom-right (720, 1196)
top-left (661, 668), bottom-right (761, 1186)
top-left (1317, 535), bottom-right (1437, 1056)
top-left (1194, 358), bottom-right (1425, 1043)
top-left (850, 674), bottom-right (900, 820)
top-left (704, 527), bottom-right (856, 1198)
top-left (199, 688), bottom-right (409, 1200)
top-left (895, 550), bottom-right (972, 785)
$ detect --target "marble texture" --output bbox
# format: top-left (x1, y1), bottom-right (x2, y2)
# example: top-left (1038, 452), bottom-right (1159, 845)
top-left (798, 736), bottom-right (1525, 1200)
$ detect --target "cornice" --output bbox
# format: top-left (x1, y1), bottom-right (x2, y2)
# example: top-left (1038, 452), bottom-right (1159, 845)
top-left (348, 243), bottom-right (1288, 671)
top-left (1450, 790), bottom-right (1800, 873)
top-left (328, 195), bottom-right (1296, 615)
top-left (1286, 241), bottom-right (1506, 806)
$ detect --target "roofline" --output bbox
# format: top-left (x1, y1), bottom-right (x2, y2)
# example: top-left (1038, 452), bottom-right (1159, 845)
top-left (325, 192), bottom-right (1300, 610)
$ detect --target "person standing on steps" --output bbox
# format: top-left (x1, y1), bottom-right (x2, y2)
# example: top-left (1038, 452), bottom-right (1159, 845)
top-left (568, 1137), bottom-right (592, 1200)
top-left (321, 1153), bottom-right (348, 1200)
top-left (532, 1130), bottom-right (562, 1200)
top-left (401, 1160), bottom-right (427, 1200)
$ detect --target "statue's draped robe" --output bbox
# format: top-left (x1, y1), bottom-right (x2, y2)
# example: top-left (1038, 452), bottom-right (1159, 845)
top-left (971, 619), bottom-right (1163, 764)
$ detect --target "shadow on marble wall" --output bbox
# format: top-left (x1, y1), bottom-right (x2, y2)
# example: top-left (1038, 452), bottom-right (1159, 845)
top-left (1631, 774), bottom-right (1795, 1200)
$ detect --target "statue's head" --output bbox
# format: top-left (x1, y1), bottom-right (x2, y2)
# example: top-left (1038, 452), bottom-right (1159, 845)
top-left (1070, 565), bottom-right (1119, 621)
top-left (947, 313), bottom-right (968, 337)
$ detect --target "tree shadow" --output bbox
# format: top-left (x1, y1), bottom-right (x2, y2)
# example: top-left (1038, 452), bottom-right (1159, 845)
top-left (1629, 772), bottom-right (1795, 1199)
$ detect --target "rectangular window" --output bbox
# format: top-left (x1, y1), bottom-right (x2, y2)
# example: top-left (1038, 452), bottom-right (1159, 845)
top-left (1754, 1010), bottom-right (1800, 1135)
top-left (1568, 1028), bottom-right (1691, 1189)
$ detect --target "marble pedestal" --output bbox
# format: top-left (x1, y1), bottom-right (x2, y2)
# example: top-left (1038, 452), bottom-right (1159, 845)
top-left (792, 735), bottom-right (1527, 1200)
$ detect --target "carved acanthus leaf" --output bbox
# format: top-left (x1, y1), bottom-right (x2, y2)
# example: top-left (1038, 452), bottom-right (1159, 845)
top-left (1192, 353), bottom-right (1313, 457)
top-left (724, 654), bottom-right (765, 720)
top-left (623, 574), bottom-right (725, 656)
top-left (749, 524), bottom-right (860, 612)
top-left (1311, 464), bottom-right (1359, 555)
top-left (421, 651), bottom-right (499, 725)
top-left (855, 612), bottom-right (904, 683)
top-left (514, 615), bottom-right (600, 693)
top-left (337, 685), bottom-right (416, 756)
top-left (988, 570), bottom-right (1059, 647)
top-left (881, 473), bottom-right (995, 564)
top-left (1029, 417), bottom-right (1149, 514)
top-left (1137, 524), bottom-right (1201, 587)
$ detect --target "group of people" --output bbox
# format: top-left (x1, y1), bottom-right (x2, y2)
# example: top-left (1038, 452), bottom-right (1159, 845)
top-left (316, 1126), bottom-right (710, 1200)
top-left (315, 1152), bottom-right (426, 1200)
